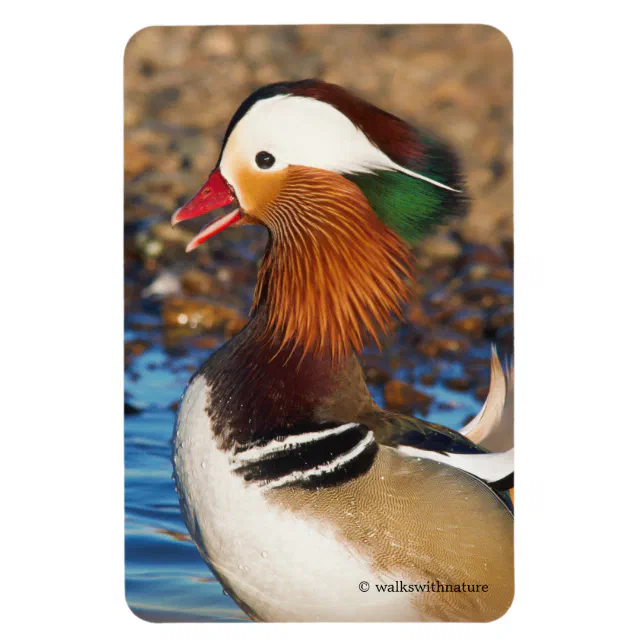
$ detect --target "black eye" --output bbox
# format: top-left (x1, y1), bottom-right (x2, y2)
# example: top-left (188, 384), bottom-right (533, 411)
top-left (255, 151), bottom-right (275, 170)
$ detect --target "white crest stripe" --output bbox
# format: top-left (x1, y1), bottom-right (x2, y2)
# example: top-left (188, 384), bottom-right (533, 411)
top-left (390, 162), bottom-right (461, 192)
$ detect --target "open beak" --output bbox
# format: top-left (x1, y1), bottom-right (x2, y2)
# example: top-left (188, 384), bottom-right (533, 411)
top-left (170, 169), bottom-right (242, 252)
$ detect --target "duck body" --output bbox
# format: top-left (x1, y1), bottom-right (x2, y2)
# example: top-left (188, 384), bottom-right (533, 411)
top-left (170, 79), bottom-right (514, 621)
top-left (173, 308), bottom-right (513, 622)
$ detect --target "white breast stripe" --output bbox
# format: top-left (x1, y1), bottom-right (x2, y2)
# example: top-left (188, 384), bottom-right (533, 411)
top-left (397, 445), bottom-right (514, 484)
top-left (233, 422), bottom-right (359, 465)
top-left (262, 431), bottom-right (374, 490)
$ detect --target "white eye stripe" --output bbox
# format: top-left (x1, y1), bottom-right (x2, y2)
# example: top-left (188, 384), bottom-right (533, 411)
top-left (220, 94), bottom-right (458, 191)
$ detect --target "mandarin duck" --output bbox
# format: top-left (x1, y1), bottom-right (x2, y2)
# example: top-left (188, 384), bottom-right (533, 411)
top-left (170, 80), bottom-right (514, 622)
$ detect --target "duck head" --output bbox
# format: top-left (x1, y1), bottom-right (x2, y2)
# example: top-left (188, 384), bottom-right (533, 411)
top-left (172, 79), bottom-right (468, 360)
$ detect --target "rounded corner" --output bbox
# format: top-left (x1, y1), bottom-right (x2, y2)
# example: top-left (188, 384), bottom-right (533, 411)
top-left (123, 25), bottom-right (158, 65)
top-left (124, 590), bottom-right (157, 625)
top-left (476, 24), bottom-right (514, 59)
top-left (487, 586), bottom-right (515, 624)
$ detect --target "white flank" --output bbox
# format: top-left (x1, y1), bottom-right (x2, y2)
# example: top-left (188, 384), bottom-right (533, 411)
top-left (173, 377), bottom-right (420, 621)
top-left (397, 444), bottom-right (514, 484)
top-left (233, 422), bottom-right (359, 464)
top-left (220, 95), bottom-right (459, 205)
top-left (262, 431), bottom-right (374, 490)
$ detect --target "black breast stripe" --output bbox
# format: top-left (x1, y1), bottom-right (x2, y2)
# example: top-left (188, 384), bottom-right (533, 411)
top-left (231, 422), bottom-right (377, 490)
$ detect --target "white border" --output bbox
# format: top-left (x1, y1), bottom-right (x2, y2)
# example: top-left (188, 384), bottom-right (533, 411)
top-left (3, 2), bottom-right (643, 642)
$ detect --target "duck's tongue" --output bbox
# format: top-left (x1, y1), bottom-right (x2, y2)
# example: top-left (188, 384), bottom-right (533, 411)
top-left (170, 169), bottom-right (241, 252)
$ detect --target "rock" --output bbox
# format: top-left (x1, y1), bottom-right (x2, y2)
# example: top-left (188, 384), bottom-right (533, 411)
top-left (488, 266), bottom-right (513, 282)
top-left (420, 372), bottom-right (437, 386)
top-left (125, 339), bottom-right (151, 358)
top-left (162, 297), bottom-right (245, 333)
top-left (125, 402), bottom-right (143, 416)
top-left (361, 355), bottom-right (391, 385)
top-left (142, 271), bottom-right (182, 298)
top-left (417, 233), bottom-right (462, 265)
top-left (475, 385), bottom-right (489, 402)
top-left (495, 324), bottom-right (514, 351)
top-left (405, 301), bottom-right (433, 329)
top-left (384, 380), bottom-right (433, 414)
top-left (181, 268), bottom-right (214, 296)
top-left (444, 376), bottom-right (473, 392)
top-left (449, 308), bottom-right (485, 337)
top-left (224, 315), bottom-right (247, 339)
top-left (458, 279), bottom-right (512, 309)
top-left (199, 29), bottom-right (238, 57)
top-left (436, 400), bottom-right (462, 410)
top-left (124, 140), bottom-right (153, 179)
top-left (463, 263), bottom-right (491, 282)
top-left (501, 239), bottom-right (514, 264)
top-left (187, 335), bottom-right (221, 350)
top-left (488, 304), bottom-right (513, 330)
top-left (417, 328), bottom-right (470, 358)
top-left (461, 243), bottom-right (506, 268)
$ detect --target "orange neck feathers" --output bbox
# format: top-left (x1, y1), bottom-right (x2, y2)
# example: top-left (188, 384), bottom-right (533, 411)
top-left (250, 167), bottom-right (413, 362)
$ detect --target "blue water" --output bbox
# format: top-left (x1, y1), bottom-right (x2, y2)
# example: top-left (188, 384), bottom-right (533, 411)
top-left (124, 309), bottom-right (483, 622)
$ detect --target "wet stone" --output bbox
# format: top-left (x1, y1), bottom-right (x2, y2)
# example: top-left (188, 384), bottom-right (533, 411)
top-left (186, 335), bottom-right (221, 350)
top-left (448, 308), bottom-right (485, 337)
top-left (460, 244), bottom-right (507, 268)
top-left (458, 279), bottom-right (513, 309)
top-left (494, 325), bottom-right (514, 351)
top-left (125, 339), bottom-right (152, 358)
top-left (162, 297), bottom-right (244, 333)
top-left (125, 401), bottom-right (143, 416)
top-left (384, 380), bottom-right (434, 415)
top-left (488, 304), bottom-right (514, 331)
top-left (463, 263), bottom-right (491, 282)
top-left (124, 140), bottom-right (153, 179)
top-left (224, 315), bottom-right (248, 339)
top-left (475, 386), bottom-right (489, 402)
top-left (436, 400), bottom-right (462, 410)
top-left (444, 376), bottom-right (473, 392)
top-left (405, 302), bottom-right (434, 329)
top-left (417, 233), bottom-right (462, 265)
top-left (420, 372), bottom-right (437, 386)
top-left (361, 355), bottom-right (391, 385)
top-left (417, 328), bottom-right (470, 358)
top-left (181, 268), bottom-right (215, 296)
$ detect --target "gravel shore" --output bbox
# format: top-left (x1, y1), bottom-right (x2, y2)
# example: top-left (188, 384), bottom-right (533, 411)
top-left (124, 25), bottom-right (513, 416)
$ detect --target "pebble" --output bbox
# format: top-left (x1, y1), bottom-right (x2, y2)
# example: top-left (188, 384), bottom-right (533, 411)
top-left (417, 328), bottom-right (470, 358)
top-left (125, 402), bottom-right (143, 416)
top-left (142, 271), bottom-right (182, 298)
top-left (181, 268), bottom-right (215, 296)
top-left (162, 297), bottom-right (246, 333)
top-left (444, 376), bottom-right (473, 392)
top-left (364, 366), bottom-right (391, 386)
top-left (384, 381), bottom-right (433, 414)
top-left (420, 372), bottom-right (437, 386)
top-left (488, 304), bottom-right (514, 330)
top-left (449, 309), bottom-right (485, 337)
